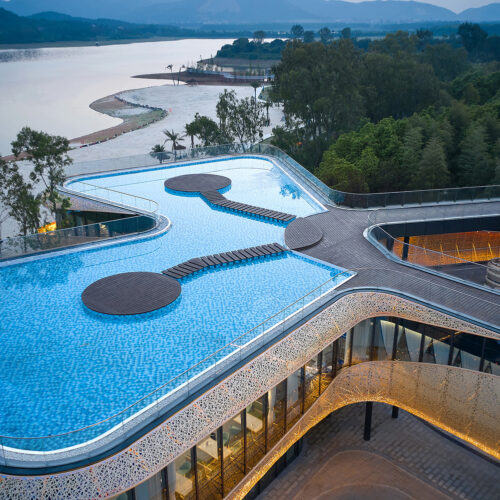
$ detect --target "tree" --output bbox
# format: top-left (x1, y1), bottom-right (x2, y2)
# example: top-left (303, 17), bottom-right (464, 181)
top-left (166, 64), bottom-right (175, 85)
top-left (253, 30), bottom-right (266, 44)
top-left (250, 81), bottom-right (260, 106)
top-left (11, 127), bottom-right (71, 222)
top-left (291, 25), bottom-right (304, 39)
top-left (0, 158), bottom-right (11, 240)
top-left (264, 100), bottom-right (272, 126)
top-left (150, 144), bottom-right (166, 163)
top-left (0, 159), bottom-right (41, 236)
top-left (341, 27), bottom-right (351, 39)
top-left (457, 125), bottom-right (494, 186)
top-left (185, 121), bottom-right (197, 148)
top-left (411, 137), bottom-right (450, 189)
top-left (162, 129), bottom-right (185, 151)
top-left (151, 144), bottom-right (165, 153)
top-left (402, 126), bottom-right (423, 181)
top-left (185, 113), bottom-right (221, 147)
top-left (422, 43), bottom-right (468, 81)
top-left (303, 31), bottom-right (315, 43)
top-left (162, 129), bottom-right (185, 159)
top-left (216, 89), bottom-right (236, 142)
top-left (319, 27), bottom-right (332, 45)
top-left (361, 51), bottom-right (439, 121)
top-left (458, 23), bottom-right (487, 60)
top-left (216, 91), bottom-right (266, 146)
top-left (273, 40), bottom-right (364, 142)
top-left (317, 150), bottom-right (368, 192)
top-left (415, 29), bottom-right (433, 50)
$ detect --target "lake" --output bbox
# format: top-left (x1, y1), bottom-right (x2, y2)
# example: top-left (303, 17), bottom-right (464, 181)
top-left (0, 39), bottom-right (231, 155)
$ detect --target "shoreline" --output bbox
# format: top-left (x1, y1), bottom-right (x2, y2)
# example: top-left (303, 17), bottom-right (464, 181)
top-left (0, 36), bottom-right (236, 51)
top-left (133, 70), bottom-right (269, 86)
top-left (69, 92), bottom-right (166, 148)
top-left (1, 90), bottom-right (167, 160)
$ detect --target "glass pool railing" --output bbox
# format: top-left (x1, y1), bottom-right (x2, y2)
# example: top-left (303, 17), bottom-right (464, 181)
top-left (67, 144), bottom-right (500, 209)
top-left (0, 181), bottom-right (159, 261)
top-left (0, 271), bottom-right (351, 465)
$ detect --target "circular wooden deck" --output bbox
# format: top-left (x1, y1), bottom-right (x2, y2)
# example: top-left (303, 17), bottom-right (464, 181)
top-left (165, 174), bottom-right (231, 193)
top-left (285, 217), bottom-right (324, 250)
top-left (82, 272), bottom-right (181, 315)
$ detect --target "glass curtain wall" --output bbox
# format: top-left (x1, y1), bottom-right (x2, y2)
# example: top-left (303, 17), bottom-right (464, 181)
top-left (116, 317), bottom-right (497, 500)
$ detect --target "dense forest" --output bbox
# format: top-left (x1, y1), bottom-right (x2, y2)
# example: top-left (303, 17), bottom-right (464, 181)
top-left (0, 8), bottom-right (243, 44)
top-left (270, 24), bottom-right (500, 193)
top-left (215, 37), bottom-right (286, 60)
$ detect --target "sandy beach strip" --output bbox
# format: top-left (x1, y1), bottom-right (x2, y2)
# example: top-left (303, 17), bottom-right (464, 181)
top-left (69, 93), bottom-right (166, 147)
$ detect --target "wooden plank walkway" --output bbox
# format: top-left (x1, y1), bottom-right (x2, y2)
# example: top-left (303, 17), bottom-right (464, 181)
top-left (201, 191), bottom-right (296, 223)
top-left (162, 243), bottom-right (287, 279)
top-left (297, 202), bottom-right (500, 329)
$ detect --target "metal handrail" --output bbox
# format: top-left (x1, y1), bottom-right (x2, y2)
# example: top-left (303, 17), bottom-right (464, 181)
top-left (0, 271), bottom-right (349, 442)
top-left (63, 180), bottom-right (159, 214)
top-left (2, 144), bottom-right (498, 444)
top-left (373, 224), bottom-right (492, 268)
top-left (0, 180), bottom-right (159, 260)
top-left (68, 144), bottom-right (500, 209)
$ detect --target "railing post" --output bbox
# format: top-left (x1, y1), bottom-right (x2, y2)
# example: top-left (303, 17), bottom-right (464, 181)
top-left (402, 236), bottom-right (410, 261)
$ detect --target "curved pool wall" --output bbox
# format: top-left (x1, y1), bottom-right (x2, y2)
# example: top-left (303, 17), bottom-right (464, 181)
top-left (0, 156), bottom-right (353, 460)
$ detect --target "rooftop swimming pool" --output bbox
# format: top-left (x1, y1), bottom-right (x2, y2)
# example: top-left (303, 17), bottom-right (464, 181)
top-left (0, 157), bottom-right (352, 456)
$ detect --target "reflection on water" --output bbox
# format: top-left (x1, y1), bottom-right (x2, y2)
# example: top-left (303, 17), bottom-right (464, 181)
top-left (0, 39), bottom-right (231, 154)
top-left (0, 49), bottom-right (43, 63)
top-left (280, 184), bottom-right (302, 199)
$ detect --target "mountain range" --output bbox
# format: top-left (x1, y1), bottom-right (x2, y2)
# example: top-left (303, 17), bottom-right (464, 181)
top-left (2, 0), bottom-right (500, 25)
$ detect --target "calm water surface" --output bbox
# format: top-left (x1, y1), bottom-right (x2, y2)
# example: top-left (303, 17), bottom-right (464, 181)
top-left (0, 39), bottom-right (230, 154)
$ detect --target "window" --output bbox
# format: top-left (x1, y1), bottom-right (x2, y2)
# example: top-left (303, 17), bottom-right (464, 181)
top-left (351, 320), bottom-right (372, 364)
top-left (304, 355), bottom-right (320, 411)
top-left (196, 433), bottom-right (222, 500)
top-left (321, 344), bottom-right (334, 389)
top-left (167, 450), bottom-right (195, 500)
top-left (267, 380), bottom-right (286, 449)
top-left (286, 368), bottom-right (303, 429)
top-left (135, 471), bottom-right (165, 500)
top-left (245, 396), bottom-right (266, 471)
top-left (222, 415), bottom-right (244, 495)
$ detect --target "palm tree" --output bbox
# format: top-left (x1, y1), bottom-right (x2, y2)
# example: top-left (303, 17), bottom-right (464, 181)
top-left (166, 64), bottom-right (174, 85)
top-left (264, 100), bottom-right (272, 126)
top-left (151, 144), bottom-right (166, 163)
top-left (163, 130), bottom-right (185, 159)
top-left (251, 81), bottom-right (261, 113)
top-left (178, 64), bottom-right (185, 85)
top-left (185, 122), bottom-right (197, 149)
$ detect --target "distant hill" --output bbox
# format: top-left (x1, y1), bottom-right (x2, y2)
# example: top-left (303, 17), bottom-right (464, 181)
top-left (3, 0), bottom-right (500, 28)
top-left (0, 8), bottom-right (204, 44)
top-left (460, 3), bottom-right (500, 22)
top-left (287, 0), bottom-right (457, 23)
top-left (6, 0), bottom-right (498, 25)
top-left (129, 0), bottom-right (314, 25)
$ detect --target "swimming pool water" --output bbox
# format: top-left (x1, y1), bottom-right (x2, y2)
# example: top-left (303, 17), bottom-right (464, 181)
top-left (0, 157), bottom-right (350, 447)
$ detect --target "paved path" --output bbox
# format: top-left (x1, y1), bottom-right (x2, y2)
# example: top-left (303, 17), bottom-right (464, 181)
top-left (294, 202), bottom-right (500, 329)
top-left (289, 450), bottom-right (449, 500)
top-left (257, 403), bottom-right (500, 500)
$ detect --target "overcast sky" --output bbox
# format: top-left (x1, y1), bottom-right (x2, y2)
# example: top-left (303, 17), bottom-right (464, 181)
top-left (340, 0), bottom-right (496, 14)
